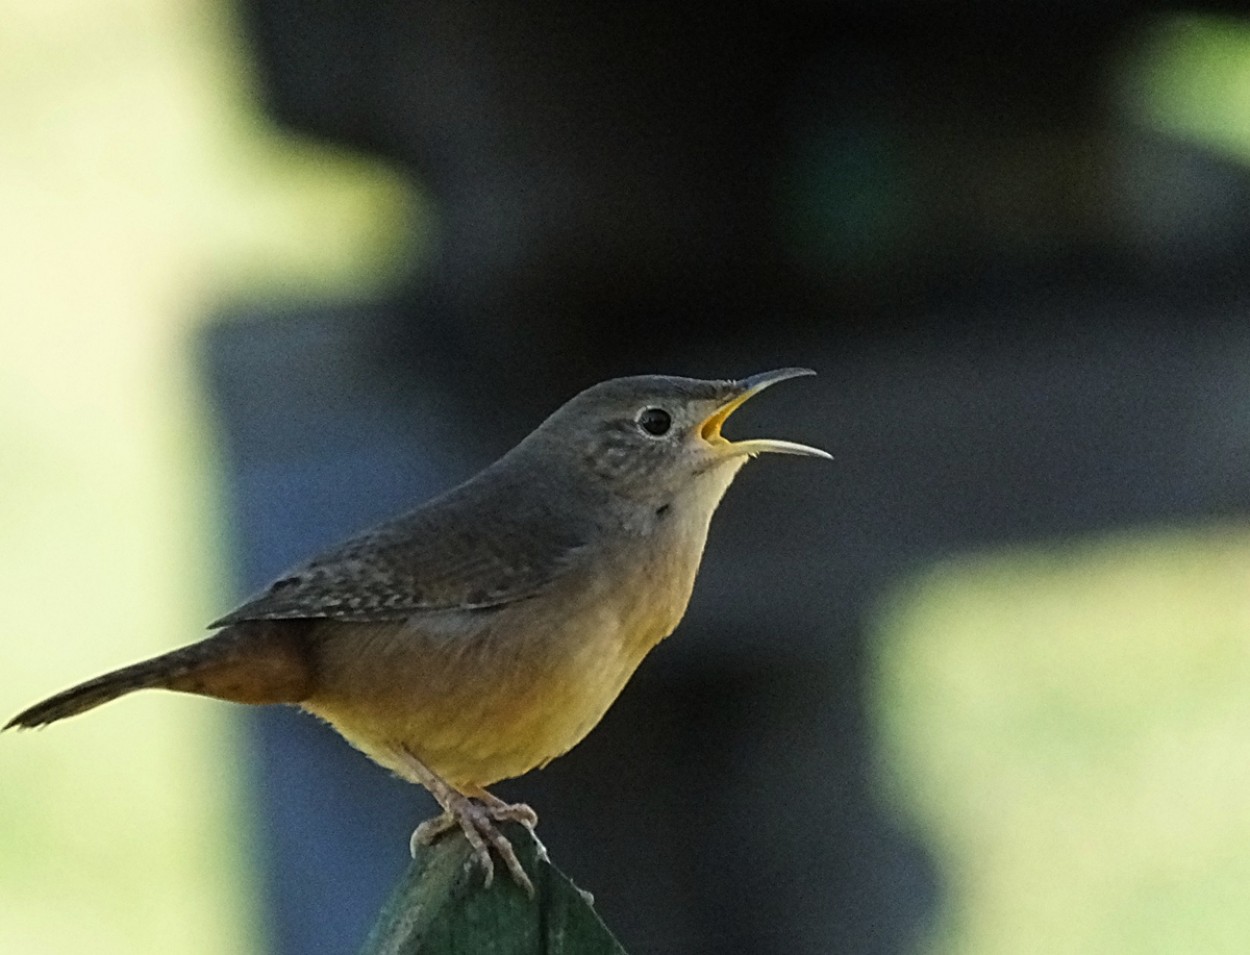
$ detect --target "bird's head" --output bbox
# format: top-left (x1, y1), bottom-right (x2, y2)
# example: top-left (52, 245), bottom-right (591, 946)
top-left (520, 368), bottom-right (829, 509)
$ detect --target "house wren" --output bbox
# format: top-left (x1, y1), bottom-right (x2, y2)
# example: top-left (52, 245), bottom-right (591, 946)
top-left (7, 368), bottom-right (828, 894)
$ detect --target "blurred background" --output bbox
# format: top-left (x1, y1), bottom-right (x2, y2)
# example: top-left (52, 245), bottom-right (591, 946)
top-left (5, 1), bottom-right (1250, 953)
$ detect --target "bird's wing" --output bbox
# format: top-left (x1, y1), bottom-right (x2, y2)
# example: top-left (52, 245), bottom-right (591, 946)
top-left (209, 474), bottom-right (591, 627)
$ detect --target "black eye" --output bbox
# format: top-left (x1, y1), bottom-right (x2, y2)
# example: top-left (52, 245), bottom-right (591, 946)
top-left (637, 407), bottom-right (672, 436)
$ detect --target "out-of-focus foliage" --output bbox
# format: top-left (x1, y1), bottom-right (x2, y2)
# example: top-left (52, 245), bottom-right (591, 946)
top-left (1129, 15), bottom-right (1250, 165)
top-left (875, 525), bottom-right (1250, 955)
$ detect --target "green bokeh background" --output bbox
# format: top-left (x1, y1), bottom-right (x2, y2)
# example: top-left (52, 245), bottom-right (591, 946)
top-left (2, 4), bottom-right (1249, 953)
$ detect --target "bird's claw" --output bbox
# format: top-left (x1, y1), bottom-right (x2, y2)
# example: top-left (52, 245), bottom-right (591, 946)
top-left (411, 796), bottom-right (539, 897)
top-left (411, 811), bottom-right (457, 851)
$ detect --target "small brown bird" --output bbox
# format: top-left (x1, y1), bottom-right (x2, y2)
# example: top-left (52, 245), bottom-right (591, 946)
top-left (6, 368), bottom-right (827, 894)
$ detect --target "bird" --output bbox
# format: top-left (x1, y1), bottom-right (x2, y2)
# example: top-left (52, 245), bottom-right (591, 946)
top-left (6, 368), bottom-right (828, 895)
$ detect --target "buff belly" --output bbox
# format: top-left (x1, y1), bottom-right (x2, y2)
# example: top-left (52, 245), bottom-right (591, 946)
top-left (301, 564), bottom-right (690, 791)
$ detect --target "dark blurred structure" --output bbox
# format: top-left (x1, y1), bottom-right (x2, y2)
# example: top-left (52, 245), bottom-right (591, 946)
top-left (202, 2), bottom-right (1250, 953)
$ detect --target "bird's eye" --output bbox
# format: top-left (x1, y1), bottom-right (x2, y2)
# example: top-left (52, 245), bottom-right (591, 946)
top-left (637, 407), bottom-right (672, 437)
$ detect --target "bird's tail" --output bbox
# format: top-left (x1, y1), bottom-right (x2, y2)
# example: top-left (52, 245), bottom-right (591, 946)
top-left (4, 622), bottom-right (314, 730)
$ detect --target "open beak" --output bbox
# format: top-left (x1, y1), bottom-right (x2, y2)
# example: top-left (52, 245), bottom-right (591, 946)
top-left (699, 367), bottom-right (832, 460)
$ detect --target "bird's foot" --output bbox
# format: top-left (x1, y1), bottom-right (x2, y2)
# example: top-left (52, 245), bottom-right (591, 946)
top-left (473, 790), bottom-right (539, 830)
top-left (475, 793), bottom-right (548, 863)
top-left (410, 795), bottom-right (538, 896)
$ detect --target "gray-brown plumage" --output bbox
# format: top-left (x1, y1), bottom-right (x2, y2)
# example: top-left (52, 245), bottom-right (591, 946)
top-left (6, 369), bottom-right (828, 894)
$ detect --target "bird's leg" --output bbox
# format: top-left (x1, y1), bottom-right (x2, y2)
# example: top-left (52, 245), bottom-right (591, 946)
top-left (392, 746), bottom-right (536, 897)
